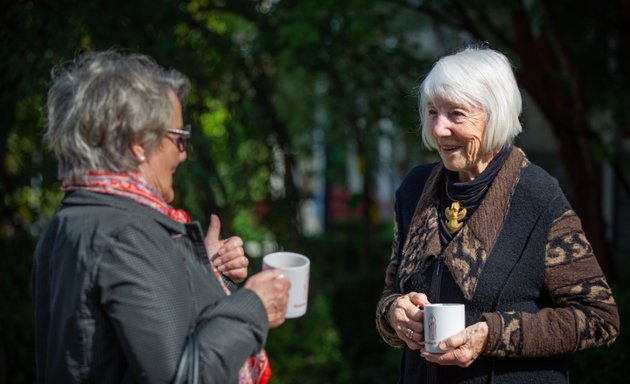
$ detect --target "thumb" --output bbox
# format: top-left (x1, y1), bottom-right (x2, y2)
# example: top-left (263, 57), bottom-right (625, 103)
top-left (440, 329), bottom-right (467, 351)
top-left (205, 214), bottom-right (221, 248)
top-left (408, 292), bottom-right (430, 307)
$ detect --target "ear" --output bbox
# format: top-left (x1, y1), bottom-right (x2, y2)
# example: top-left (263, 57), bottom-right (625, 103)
top-left (130, 143), bottom-right (146, 162)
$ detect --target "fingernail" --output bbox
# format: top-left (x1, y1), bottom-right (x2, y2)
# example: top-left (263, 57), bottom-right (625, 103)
top-left (277, 273), bottom-right (285, 279)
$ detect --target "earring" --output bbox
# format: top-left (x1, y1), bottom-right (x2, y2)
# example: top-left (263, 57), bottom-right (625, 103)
top-left (139, 155), bottom-right (145, 162)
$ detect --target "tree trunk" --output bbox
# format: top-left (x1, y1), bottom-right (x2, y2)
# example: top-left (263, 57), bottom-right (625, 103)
top-left (509, 10), bottom-right (617, 280)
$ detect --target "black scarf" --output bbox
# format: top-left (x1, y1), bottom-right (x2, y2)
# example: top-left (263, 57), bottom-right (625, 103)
top-left (439, 146), bottom-right (512, 246)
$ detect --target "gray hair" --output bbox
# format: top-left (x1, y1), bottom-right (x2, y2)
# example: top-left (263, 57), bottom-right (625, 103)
top-left (419, 46), bottom-right (522, 154)
top-left (45, 50), bottom-right (191, 182)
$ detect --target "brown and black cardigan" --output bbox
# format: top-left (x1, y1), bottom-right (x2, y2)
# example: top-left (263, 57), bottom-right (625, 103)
top-left (376, 147), bottom-right (619, 384)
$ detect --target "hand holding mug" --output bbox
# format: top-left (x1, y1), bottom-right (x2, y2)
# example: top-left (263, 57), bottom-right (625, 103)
top-left (245, 269), bottom-right (290, 328)
top-left (388, 292), bottom-right (430, 350)
top-left (421, 321), bottom-right (489, 368)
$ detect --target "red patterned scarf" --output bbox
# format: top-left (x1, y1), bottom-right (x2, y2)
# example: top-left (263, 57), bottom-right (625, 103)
top-left (63, 171), bottom-right (271, 384)
top-left (62, 171), bottom-right (191, 223)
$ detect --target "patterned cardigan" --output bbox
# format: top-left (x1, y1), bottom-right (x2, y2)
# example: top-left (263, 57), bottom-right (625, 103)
top-left (375, 147), bottom-right (619, 383)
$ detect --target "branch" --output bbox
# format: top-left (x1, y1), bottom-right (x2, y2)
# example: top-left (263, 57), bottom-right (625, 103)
top-left (450, 0), bottom-right (491, 43)
top-left (539, 0), bottom-right (587, 118)
top-left (393, 0), bottom-right (464, 32)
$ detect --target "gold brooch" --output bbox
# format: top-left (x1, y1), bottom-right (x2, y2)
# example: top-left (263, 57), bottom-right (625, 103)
top-left (444, 181), bottom-right (489, 233)
top-left (444, 201), bottom-right (466, 233)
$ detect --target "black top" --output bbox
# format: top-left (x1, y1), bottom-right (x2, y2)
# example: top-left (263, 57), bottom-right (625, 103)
top-left (439, 146), bottom-right (512, 246)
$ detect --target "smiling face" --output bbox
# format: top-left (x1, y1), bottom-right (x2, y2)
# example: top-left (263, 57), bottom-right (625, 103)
top-left (135, 91), bottom-right (187, 203)
top-left (427, 98), bottom-right (495, 181)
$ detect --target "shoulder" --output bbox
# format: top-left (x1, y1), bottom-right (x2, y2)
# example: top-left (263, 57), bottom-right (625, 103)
top-left (521, 162), bottom-right (559, 187)
top-left (515, 161), bottom-right (571, 221)
top-left (398, 162), bottom-right (440, 198)
top-left (518, 162), bottom-right (565, 201)
top-left (55, 190), bottom-right (185, 247)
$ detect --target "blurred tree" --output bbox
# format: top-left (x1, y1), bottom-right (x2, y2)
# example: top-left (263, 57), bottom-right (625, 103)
top-left (1, 0), bottom-right (628, 383)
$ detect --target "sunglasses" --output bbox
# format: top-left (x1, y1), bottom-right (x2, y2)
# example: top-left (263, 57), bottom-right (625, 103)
top-left (166, 124), bottom-right (191, 152)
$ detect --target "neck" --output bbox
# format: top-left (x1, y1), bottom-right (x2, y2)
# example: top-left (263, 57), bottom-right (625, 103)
top-left (458, 150), bottom-right (499, 181)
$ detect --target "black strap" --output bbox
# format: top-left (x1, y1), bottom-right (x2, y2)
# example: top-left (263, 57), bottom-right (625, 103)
top-left (184, 222), bottom-right (211, 266)
top-left (184, 221), bottom-right (238, 292)
top-left (172, 224), bottom-right (205, 384)
top-left (173, 333), bottom-right (199, 384)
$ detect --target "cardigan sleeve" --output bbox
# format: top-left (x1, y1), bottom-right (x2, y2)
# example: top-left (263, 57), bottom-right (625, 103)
top-left (375, 204), bottom-right (405, 348)
top-left (481, 206), bottom-right (620, 357)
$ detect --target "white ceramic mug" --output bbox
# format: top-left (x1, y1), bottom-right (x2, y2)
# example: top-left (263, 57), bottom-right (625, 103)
top-left (423, 303), bottom-right (466, 353)
top-left (262, 252), bottom-right (310, 318)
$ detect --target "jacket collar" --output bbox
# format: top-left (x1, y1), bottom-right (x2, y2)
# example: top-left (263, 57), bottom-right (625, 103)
top-left (61, 189), bottom-right (187, 235)
top-left (399, 147), bottom-right (529, 299)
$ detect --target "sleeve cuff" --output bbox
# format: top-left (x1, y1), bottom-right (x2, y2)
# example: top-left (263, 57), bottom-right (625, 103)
top-left (479, 312), bottom-right (501, 354)
top-left (376, 294), bottom-right (404, 348)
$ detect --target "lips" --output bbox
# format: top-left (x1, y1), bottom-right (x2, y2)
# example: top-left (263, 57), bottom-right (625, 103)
top-left (440, 144), bottom-right (461, 152)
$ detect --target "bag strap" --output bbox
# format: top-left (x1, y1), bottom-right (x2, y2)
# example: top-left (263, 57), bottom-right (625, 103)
top-left (189, 333), bottom-right (199, 384)
top-left (173, 332), bottom-right (198, 384)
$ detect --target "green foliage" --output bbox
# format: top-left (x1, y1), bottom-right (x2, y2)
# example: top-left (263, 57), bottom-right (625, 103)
top-left (260, 220), bottom-right (400, 384)
top-left (2, 0), bottom-right (629, 383)
top-left (0, 233), bottom-right (36, 384)
top-left (265, 294), bottom-right (347, 384)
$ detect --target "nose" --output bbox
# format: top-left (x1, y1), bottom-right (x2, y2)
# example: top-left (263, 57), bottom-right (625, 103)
top-left (431, 114), bottom-right (451, 138)
top-left (179, 149), bottom-right (187, 162)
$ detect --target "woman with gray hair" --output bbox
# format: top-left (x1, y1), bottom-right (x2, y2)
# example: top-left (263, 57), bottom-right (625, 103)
top-left (33, 51), bottom-right (290, 383)
top-left (376, 46), bottom-right (619, 383)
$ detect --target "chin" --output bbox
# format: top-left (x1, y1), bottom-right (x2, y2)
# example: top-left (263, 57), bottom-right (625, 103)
top-left (160, 187), bottom-right (175, 203)
top-left (442, 160), bottom-right (462, 172)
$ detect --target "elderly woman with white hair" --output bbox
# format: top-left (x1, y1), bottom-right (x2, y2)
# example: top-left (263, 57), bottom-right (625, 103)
top-left (376, 46), bottom-right (619, 383)
top-left (33, 51), bottom-right (290, 383)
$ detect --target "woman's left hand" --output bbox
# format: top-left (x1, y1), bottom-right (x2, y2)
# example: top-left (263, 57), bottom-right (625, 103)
top-left (421, 321), bottom-right (489, 368)
top-left (205, 214), bottom-right (249, 283)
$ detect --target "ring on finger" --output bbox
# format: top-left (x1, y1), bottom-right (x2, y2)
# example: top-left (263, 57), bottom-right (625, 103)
top-left (405, 327), bottom-right (414, 339)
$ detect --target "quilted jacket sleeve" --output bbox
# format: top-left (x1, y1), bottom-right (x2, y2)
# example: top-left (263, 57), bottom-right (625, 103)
top-left (98, 221), bottom-right (268, 383)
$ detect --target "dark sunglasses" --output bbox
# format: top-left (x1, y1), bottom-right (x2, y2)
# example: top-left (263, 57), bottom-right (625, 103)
top-left (166, 124), bottom-right (191, 152)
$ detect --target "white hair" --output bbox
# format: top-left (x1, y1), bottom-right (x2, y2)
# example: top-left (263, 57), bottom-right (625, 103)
top-left (419, 46), bottom-right (522, 154)
top-left (45, 50), bottom-right (191, 182)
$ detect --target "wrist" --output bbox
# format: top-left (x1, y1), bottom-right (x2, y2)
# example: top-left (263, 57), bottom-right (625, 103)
top-left (386, 296), bottom-right (400, 328)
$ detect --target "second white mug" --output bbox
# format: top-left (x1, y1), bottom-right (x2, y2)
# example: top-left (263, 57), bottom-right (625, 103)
top-left (262, 252), bottom-right (310, 319)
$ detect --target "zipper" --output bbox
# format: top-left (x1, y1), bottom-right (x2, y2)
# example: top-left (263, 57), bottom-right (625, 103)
top-left (427, 254), bottom-right (444, 384)
top-left (429, 255), bottom-right (444, 303)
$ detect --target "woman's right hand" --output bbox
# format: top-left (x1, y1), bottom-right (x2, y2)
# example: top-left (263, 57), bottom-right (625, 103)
top-left (388, 292), bottom-right (430, 350)
top-left (244, 269), bottom-right (291, 328)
